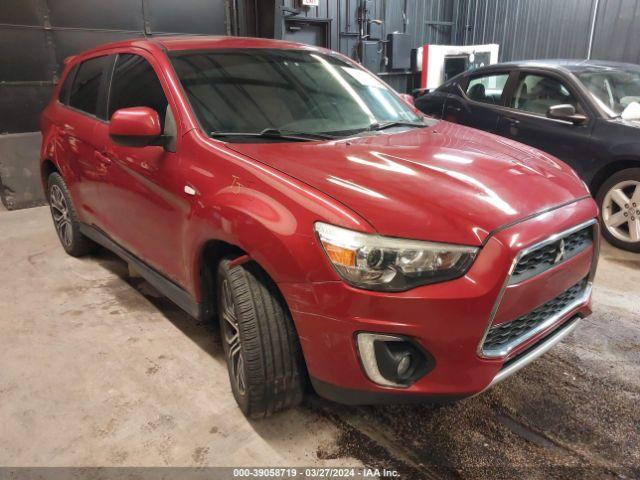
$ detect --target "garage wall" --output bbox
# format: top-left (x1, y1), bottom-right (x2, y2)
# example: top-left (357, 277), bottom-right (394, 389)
top-left (457, 0), bottom-right (640, 64)
top-left (591, 0), bottom-right (640, 63)
top-left (457, 0), bottom-right (595, 61)
top-left (0, 0), bottom-right (231, 210)
top-left (277, 0), bottom-right (457, 53)
top-left (274, 0), bottom-right (459, 92)
top-left (0, 0), bottom-right (231, 134)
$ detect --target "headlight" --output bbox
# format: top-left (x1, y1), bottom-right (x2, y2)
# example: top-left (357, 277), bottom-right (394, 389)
top-left (314, 222), bottom-right (478, 291)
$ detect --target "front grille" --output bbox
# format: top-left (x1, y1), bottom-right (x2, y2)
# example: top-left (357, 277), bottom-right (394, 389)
top-left (510, 225), bottom-right (593, 284)
top-left (482, 278), bottom-right (588, 356)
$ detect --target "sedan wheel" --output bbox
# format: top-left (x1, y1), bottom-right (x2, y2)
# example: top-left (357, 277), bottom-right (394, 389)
top-left (602, 180), bottom-right (640, 243)
top-left (597, 168), bottom-right (640, 252)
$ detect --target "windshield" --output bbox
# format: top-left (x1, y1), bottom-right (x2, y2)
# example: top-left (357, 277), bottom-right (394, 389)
top-left (577, 66), bottom-right (640, 116)
top-left (169, 49), bottom-right (422, 138)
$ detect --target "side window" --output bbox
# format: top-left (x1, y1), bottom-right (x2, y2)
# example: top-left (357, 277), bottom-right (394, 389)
top-left (69, 55), bottom-right (111, 116)
top-left (58, 64), bottom-right (77, 105)
top-left (465, 73), bottom-right (509, 105)
top-left (511, 73), bottom-right (581, 115)
top-left (109, 54), bottom-right (169, 128)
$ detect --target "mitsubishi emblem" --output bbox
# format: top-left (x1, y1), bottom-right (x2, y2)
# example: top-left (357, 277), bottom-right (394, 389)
top-left (554, 239), bottom-right (566, 264)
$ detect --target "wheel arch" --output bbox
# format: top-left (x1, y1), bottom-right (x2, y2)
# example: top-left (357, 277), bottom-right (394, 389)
top-left (41, 159), bottom-right (60, 194)
top-left (589, 158), bottom-right (640, 197)
top-left (195, 237), bottom-right (304, 322)
top-left (196, 239), bottom-right (246, 320)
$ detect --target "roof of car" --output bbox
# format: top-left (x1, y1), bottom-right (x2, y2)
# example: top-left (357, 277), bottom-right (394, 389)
top-left (76, 35), bottom-right (323, 58)
top-left (471, 59), bottom-right (640, 74)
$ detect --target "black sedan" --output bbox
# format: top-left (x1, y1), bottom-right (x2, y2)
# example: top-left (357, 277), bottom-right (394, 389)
top-left (416, 60), bottom-right (640, 252)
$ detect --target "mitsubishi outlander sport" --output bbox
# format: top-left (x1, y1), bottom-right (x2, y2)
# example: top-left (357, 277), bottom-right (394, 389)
top-left (41, 36), bottom-right (599, 417)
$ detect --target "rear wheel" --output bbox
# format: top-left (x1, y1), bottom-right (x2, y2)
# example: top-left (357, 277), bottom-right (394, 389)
top-left (597, 168), bottom-right (640, 253)
top-left (217, 259), bottom-right (304, 418)
top-left (47, 173), bottom-right (96, 257)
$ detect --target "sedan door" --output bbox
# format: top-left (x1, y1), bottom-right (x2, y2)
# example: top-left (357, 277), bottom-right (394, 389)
top-left (495, 70), bottom-right (595, 173)
top-left (443, 71), bottom-right (513, 133)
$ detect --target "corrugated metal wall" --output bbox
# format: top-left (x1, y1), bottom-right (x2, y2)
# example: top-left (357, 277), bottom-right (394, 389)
top-left (279, 0), bottom-right (457, 54)
top-left (457, 0), bottom-right (595, 61)
top-left (591, 0), bottom-right (640, 63)
top-left (277, 0), bottom-right (458, 91)
top-left (457, 0), bottom-right (640, 64)
top-left (4, 0), bottom-right (640, 135)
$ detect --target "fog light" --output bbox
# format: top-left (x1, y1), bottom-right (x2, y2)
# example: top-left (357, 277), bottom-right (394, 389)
top-left (396, 353), bottom-right (412, 378)
top-left (356, 333), bottom-right (432, 387)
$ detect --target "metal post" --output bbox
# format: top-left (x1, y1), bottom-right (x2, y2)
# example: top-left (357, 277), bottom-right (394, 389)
top-left (587, 0), bottom-right (600, 59)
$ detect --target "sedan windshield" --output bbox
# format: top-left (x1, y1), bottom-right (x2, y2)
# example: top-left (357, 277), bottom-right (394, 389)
top-left (169, 49), bottom-right (423, 139)
top-left (577, 66), bottom-right (640, 117)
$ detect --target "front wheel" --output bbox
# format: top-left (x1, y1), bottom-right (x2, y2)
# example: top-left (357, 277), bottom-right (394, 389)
top-left (596, 168), bottom-right (640, 253)
top-left (217, 259), bottom-right (304, 418)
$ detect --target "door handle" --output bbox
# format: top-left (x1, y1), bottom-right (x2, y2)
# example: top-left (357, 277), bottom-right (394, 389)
top-left (94, 151), bottom-right (112, 165)
top-left (448, 105), bottom-right (462, 112)
top-left (505, 117), bottom-right (520, 125)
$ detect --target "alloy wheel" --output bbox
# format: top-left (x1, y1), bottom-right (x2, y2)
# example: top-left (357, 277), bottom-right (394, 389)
top-left (49, 184), bottom-right (73, 248)
top-left (220, 278), bottom-right (246, 396)
top-left (602, 180), bottom-right (640, 243)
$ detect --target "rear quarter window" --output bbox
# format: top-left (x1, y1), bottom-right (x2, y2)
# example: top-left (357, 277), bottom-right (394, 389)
top-left (437, 81), bottom-right (462, 96)
top-left (58, 64), bottom-right (77, 105)
top-left (69, 55), bottom-right (111, 117)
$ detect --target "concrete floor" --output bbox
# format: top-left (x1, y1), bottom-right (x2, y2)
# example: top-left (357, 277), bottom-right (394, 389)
top-left (1, 206), bottom-right (639, 478)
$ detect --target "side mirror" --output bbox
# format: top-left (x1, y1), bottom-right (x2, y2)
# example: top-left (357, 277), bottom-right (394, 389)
top-left (109, 107), bottom-right (162, 147)
top-left (547, 104), bottom-right (587, 125)
top-left (399, 93), bottom-right (415, 107)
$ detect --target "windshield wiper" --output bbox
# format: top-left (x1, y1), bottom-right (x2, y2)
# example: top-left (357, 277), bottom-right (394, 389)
top-left (368, 121), bottom-right (428, 131)
top-left (210, 128), bottom-right (336, 142)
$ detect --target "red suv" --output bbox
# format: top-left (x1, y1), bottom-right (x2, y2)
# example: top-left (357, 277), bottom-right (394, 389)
top-left (41, 37), bottom-right (599, 417)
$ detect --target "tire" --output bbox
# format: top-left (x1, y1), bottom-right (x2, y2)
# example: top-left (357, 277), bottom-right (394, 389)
top-left (47, 172), bottom-right (96, 257)
top-left (217, 259), bottom-right (305, 418)
top-left (596, 168), bottom-right (640, 253)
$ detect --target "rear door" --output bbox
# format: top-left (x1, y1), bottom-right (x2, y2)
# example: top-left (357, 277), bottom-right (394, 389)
top-left (444, 71), bottom-right (513, 133)
top-left (57, 54), bottom-right (114, 227)
top-left (496, 70), bottom-right (595, 172)
top-left (92, 51), bottom-right (188, 286)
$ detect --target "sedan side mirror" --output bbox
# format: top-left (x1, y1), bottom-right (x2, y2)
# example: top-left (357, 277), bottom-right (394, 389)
top-left (109, 107), bottom-right (163, 147)
top-left (547, 104), bottom-right (587, 125)
top-left (399, 93), bottom-right (415, 107)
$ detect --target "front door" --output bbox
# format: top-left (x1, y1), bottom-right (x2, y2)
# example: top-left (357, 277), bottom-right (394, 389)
top-left (93, 52), bottom-right (189, 287)
top-left (496, 71), bottom-right (595, 173)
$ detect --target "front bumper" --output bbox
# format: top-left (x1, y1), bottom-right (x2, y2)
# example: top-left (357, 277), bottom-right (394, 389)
top-left (280, 198), bottom-right (598, 404)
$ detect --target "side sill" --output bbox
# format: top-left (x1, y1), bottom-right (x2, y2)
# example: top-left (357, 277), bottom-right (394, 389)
top-left (79, 223), bottom-right (202, 320)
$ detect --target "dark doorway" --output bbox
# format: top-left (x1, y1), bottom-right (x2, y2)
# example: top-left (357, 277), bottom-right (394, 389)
top-left (282, 18), bottom-right (331, 48)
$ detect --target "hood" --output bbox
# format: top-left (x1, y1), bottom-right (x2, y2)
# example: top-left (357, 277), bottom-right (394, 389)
top-left (225, 121), bottom-right (589, 245)
top-left (610, 117), bottom-right (640, 129)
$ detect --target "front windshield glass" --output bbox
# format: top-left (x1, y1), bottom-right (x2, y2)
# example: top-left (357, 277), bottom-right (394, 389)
top-left (169, 48), bottom-right (422, 137)
top-left (577, 66), bottom-right (640, 116)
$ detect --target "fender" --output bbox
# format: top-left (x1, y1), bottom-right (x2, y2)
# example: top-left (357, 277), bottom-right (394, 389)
top-left (179, 131), bottom-right (375, 302)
